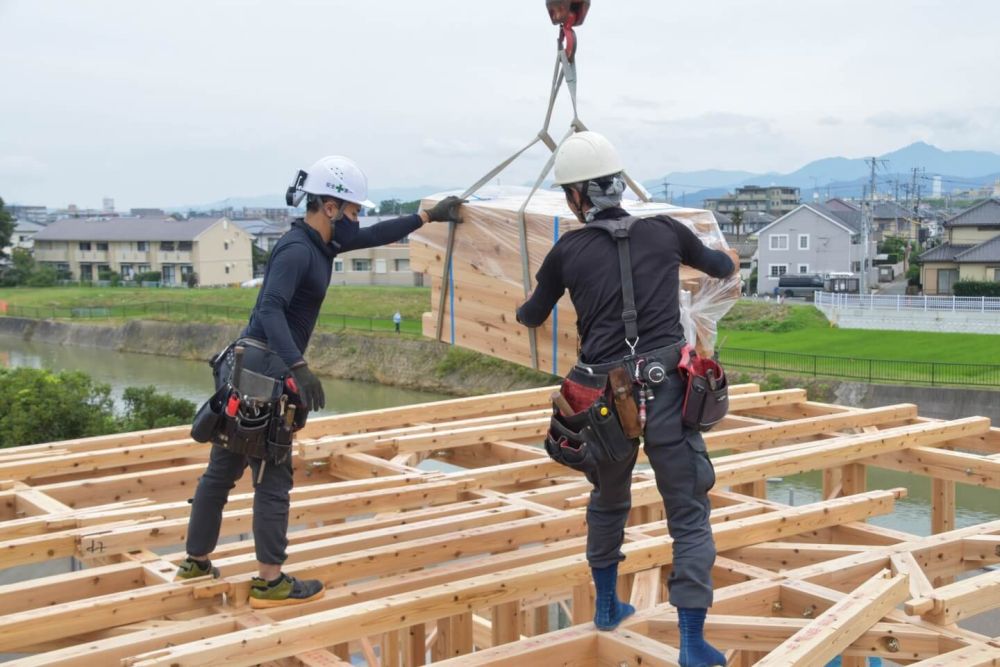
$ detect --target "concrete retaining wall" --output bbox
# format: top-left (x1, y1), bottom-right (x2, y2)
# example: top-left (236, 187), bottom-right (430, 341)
top-left (820, 306), bottom-right (1000, 334)
top-left (0, 318), bottom-right (554, 396)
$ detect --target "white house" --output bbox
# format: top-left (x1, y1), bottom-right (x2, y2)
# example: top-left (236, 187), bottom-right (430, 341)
top-left (756, 204), bottom-right (877, 294)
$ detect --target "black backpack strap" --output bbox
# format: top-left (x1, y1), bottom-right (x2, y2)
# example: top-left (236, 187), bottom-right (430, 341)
top-left (588, 216), bottom-right (641, 355)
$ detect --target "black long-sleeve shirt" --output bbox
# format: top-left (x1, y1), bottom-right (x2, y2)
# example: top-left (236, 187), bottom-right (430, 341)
top-left (516, 207), bottom-right (734, 364)
top-left (243, 215), bottom-right (424, 367)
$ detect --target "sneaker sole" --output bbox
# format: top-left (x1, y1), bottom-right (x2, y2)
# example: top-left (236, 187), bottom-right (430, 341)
top-left (249, 589), bottom-right (324, 609)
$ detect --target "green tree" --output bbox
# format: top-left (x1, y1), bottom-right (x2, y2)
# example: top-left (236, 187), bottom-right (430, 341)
top-left (0, 368), bottom-right (117, 447)
top-left (118, 386), bottom-right (196, 431)
top-left (379, 199), bottom-right (401, 215)
top-left (0, 197), bottom-right (14, 258)
top-left (251, 244), bottom-right (271, 275)
top-left (730, 208), bottom-right (744, 240)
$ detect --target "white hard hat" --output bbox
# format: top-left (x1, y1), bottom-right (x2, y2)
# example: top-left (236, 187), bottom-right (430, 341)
top-left (552, 131), bottom-right (624, 186)
top-left (301, 156), bottom-right (376, 208)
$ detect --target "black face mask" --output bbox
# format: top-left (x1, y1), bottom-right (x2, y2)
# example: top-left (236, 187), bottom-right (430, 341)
top-left (330, 215), bottom-right (360, 249)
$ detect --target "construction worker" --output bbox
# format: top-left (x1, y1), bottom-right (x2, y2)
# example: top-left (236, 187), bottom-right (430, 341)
top-left (178, 155), bottom-right (464, 608)
top-left (516, 132), bottom-right (736, 666)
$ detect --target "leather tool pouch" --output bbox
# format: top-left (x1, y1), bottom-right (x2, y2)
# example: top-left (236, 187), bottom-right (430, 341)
top-left (544, 368), bottom-right (637, 471)
top-left (679, 348), bottom-right (729, 432)
top-left (608, 366), bottom-right (642, 439)
top-left (190, 384), bottom-right (229, 443)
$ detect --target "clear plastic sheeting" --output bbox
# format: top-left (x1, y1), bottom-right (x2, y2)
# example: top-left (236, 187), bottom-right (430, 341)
top-left (412, 187), bottom-right (740, 369)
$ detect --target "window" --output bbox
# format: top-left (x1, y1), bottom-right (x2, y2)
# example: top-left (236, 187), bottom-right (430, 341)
top-left (79, 242), bottom-right (92, 251)
top-left (334, 260), bottom-right (344, 272)
top-left (352, 258), bottom-right (371, 272)
top-left (394, 258), bottom-right (410, 272)
top-left (96, 242), bottom-right (109, 251)
top-left (769, 264), bottom-right (788, 277)
top-left (798, 234), bottom-right (809, 250)
top-left (374, 258), bottom-right (387, 274)
top-left (851, 234), bottom-right (861, 245)
top-left (225, 266), bottom-right (230, 274)
top-left (136, 241), bottom-right (148, 251)
top-left (178, 241), bottom-right (192, 251)
top-left (798, 264), bottom-right (810, 274)
top-left (992, 268), bottom-right (1000, 282)
top-left (160, 241), bottom-right (175, 251)
top-left (769, 234), bottom-right (789, 251)
top-left (224, 242), bottom-right (229, 251)
top-left (852, 261), bottom-right (862, 272)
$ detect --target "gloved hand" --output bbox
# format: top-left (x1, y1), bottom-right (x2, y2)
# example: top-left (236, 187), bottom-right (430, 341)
top-left (425, 196), bottom-right (467, 223)
top-left (289, 363), bottom-right (325, 411)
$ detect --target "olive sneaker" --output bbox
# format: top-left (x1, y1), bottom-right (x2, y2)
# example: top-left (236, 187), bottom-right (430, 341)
top-left (249, 573), bottom-right (324, 608)
top-left (176, 557), bottom-right (220, 580)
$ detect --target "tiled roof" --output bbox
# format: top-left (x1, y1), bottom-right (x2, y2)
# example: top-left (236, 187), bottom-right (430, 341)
top-left (919, 242), bottom-right (974, 262)
top-left (34, 217), bottom-right (222, 242)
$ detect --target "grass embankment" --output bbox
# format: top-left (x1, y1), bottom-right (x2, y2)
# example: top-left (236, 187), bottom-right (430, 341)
top-left (718, 301), bottom-right (1000, 364)
top-left (0, 286), bottom-right (431, 335)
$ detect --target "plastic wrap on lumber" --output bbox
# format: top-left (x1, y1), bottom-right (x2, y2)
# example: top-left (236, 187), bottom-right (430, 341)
top-left (413, 187), bottom-right (740, 372)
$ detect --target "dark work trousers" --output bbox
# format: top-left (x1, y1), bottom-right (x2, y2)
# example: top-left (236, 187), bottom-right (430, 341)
top-left (186, 444), bottom-right (294, 564)
top-left (185, 343), bottom-right (301, 565)
top-left (583, 371), bottom-right (717, 609)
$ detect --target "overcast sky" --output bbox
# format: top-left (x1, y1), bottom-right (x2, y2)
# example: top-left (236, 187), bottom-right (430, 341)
top-left (2, 0), bottom-right (999, 209)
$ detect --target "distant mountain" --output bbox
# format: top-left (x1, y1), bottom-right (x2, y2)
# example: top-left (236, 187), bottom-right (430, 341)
top-left (648, 142), bottom-right (1000, 206)
top-left (172, 185), bottom-right (454, 213)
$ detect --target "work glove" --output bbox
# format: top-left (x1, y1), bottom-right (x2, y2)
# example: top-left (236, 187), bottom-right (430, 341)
top-left (425, 196), bottom-right (466, 223)
top-left (289, 363), bottom-right (325, 411)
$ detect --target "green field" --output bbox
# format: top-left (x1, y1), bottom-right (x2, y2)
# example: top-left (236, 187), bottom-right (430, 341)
top-left (0, 285), bottom-right (432, 335)
top-left (718, 302), bottom-right (1000, 364)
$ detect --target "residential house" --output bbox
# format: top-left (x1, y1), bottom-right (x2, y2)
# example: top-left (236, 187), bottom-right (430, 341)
top-left (919, 198), bottom-right (1000, 295)
top-left (32, 216), bottom-right (252, 286)
top-left (704, 185), bottom-right (800, 217)
top-left (712, 211), bottom-right (775, 238)
top-left (233, 218), bottom-right (291, 253)
top-left (871, 201), bottom-right (919, 243)
top-left (330, 216), bottom-right (421, 287)
top-left (723, 236), bottom-right (758, 288)
top-left (7, 219), bottom-right (46, 252)
top-left (756, 204), bottom-right (877, 295)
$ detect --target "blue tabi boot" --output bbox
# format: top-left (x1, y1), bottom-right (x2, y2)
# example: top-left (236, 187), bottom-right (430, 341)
top-left (678, 607), bottom-right (726, 667)
top-left (591, 563), bottom-right (635, 631)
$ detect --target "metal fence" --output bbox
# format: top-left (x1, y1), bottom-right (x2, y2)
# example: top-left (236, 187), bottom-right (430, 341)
top-left (719, 347), bottom-right (1000, 388)
top-left (0, 302), bottom-right (423, 335)
top-left (815, 291), bottom-right (1000, 313)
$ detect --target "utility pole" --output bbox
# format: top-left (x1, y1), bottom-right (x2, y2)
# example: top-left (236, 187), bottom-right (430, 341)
top-left (661, 180), bottom-right (671, 204)
top-left (861, 157), bottom-right (888, 295)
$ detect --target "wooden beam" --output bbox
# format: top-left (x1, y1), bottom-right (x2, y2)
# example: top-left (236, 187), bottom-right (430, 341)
top-left (755, 570), bottom-right (910, 667)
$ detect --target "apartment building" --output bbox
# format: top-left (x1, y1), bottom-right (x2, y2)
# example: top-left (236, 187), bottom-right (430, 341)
top-left (705, 185), bottom-right (801, 217)
top-left (329, 216), bottom-right (421, 286)
top-left (32, 216), bottom-right (252, 286)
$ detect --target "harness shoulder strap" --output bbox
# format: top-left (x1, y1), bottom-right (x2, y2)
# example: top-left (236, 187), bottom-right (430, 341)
top-left (589, 216), bottom-right (641, 349)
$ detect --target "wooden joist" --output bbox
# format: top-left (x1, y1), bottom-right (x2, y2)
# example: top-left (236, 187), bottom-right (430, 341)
top-left (0, 386), bottom-right (996, 665)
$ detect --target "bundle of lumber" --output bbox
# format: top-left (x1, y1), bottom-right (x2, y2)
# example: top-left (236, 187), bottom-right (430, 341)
top-left (410, 188), bottom-right (739, 376)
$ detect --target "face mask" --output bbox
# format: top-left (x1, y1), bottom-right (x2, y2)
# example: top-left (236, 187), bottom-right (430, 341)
top-left (331, 216), bottom-right (360, 249)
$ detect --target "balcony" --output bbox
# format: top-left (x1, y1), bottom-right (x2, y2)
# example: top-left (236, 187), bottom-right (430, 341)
top-left (157, 251), bottom-right (193, 264)
top-left (76, 250), bottom-right (109, 262)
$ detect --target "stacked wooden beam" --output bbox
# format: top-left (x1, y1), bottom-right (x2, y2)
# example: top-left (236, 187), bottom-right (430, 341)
top-left (0, 385), bottom-right (998, 665)
top-left (410, 189), bottom-right (739, 375)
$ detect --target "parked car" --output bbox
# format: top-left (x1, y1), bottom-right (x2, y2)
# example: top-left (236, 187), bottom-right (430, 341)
top-left (777, 274), bottom-right (825, 299)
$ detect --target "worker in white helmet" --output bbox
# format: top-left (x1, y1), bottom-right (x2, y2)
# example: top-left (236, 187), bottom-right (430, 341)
top-left (179, 156), bottom-right (464, 608)
top-left (517, 132), bottom-right (736, 666)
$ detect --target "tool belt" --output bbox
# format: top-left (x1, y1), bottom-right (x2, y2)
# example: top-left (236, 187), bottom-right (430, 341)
top-left (190, 338), bottom-right (298, 464)
top-left (678, 344), bottom-right (729, 432)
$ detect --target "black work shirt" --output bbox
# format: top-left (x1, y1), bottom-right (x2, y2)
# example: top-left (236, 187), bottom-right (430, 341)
top-left (516, 207), bottom-right (734, 364)
top-left (243, 215), bottom-right (424, 367)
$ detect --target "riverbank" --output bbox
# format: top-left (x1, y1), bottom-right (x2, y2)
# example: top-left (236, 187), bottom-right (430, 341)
top-left (0, 317), bottom-right (556, 396)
